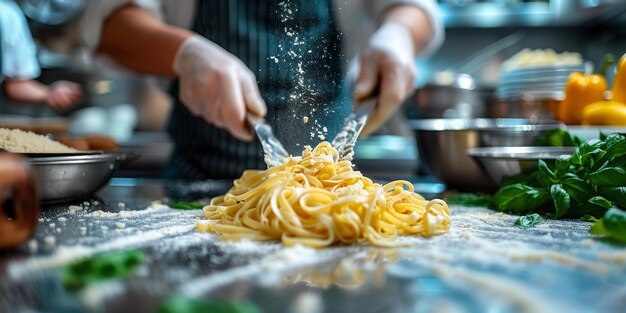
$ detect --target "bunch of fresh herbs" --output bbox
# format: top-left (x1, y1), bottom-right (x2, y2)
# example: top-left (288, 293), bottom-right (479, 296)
top-left (492, 133), bottom-right (626, 219)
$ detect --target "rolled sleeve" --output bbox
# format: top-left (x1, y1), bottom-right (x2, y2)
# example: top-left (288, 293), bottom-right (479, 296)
top-left (0, 0), bottom-right (40, 80)
top-left (363, 0), bottom-right (444, 57)
top-left (79, 0), bottom-right (162, 51)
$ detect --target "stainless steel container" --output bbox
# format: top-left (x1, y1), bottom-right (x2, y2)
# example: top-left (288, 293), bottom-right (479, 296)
top-left (410, 118), bottom-right (561, 191)
top-left (467, 146), bottom-right (576, 185)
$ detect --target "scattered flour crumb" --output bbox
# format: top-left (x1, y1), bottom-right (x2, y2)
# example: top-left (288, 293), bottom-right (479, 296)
top-left (90, 210), bottom-right (136, 218)
top-left (27, 240), bottom-right (38, 253)
top-left (150, 200), bottom-right (169, 210)
top-left (57, 217), bottom-right (67, 222)
top-left (303, 116), bottom-right (309, 123)
top-left (83, 201), bottom-right (90, 206)
top-left (49, 223), bottom-right (55, 228)
top-left (318, 134), bottom-right (325, 140)
top-left (56, 228), bottom-right (62, 233)
top-left (115, 222), bottom-right (126, 229)
top-left (69, 205), bottom-right (83, 212)
top-left (43, 236), bottom-right (56, 246)
top-left (118, 202), bottom-right (126, 209)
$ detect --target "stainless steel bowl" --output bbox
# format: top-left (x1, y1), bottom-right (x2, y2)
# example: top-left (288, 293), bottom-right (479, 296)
top-left (28, 153), bottom-right (118, 203)
top-left (410, 118), bottom-right (561, 191)
top-left (467, 146), bottom-right (577, 185)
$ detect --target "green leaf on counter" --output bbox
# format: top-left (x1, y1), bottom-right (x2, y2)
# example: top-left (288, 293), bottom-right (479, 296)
top-left (445, 193), bottom-right (492, 207)
top-left (157, 296), bottom-right (263, 313)
top-left (602, 207), bottom-right (626, 243)
top-left (590, 218), bottom-right (609, 235)
top-left (531, 128), bottom-right (583, 147)
top-left (514, 213), bottom-right (544, 228)
top-left (61, 250), bottom-right (145, 291)
top-left (550, 184), bottom-right (571, 218)
top-left (169, 202), bottom-right (207, 210)
top-left (581, 215), bottom-right (599, 222)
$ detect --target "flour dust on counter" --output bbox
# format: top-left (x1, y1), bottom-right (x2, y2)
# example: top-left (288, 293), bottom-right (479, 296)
top-left (2, 188), bottom-right (626, 312)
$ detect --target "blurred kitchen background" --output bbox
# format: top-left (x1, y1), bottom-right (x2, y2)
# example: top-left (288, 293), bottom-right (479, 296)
top-left (2, 0), bottom-right (626, 181)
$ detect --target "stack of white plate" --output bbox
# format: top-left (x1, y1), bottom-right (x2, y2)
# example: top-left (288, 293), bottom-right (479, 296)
top-left (495, 64), bottom-right (586, 101)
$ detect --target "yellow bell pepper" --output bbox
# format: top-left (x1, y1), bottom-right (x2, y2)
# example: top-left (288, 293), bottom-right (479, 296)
top-left (612, 53), bottom-right (626, 103)
top-left (581, 100), bottom-right (626, 126)
top-left (559, 72), bottom-right (607, 125)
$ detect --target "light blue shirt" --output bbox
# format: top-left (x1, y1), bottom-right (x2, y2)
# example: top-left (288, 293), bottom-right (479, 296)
top-left (0, 0), bottom-right (40, 80)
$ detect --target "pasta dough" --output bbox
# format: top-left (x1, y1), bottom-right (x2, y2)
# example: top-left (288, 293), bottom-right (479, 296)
top-left (196, 142), bottom-right (450, 247)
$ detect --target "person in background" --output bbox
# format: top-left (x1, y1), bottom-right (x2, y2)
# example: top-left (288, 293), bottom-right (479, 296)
top-left (0, 0), bottom-right (82, 111)
top-left (82, 0), bottom-right (443, 179)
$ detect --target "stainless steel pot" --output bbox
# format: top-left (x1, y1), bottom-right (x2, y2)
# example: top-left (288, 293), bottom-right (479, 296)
top-left (407, 74), bottom-right (492, 119)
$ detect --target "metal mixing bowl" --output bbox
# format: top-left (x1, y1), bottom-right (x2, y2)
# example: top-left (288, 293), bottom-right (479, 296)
top-left (28, 153), bottom-right (118, 203)
top-left (467, 146), bottom-right (577, 185)
top-left (410, 118), bottom-right (561, 191)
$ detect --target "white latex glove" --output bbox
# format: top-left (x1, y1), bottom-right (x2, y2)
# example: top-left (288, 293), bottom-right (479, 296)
top-left (354, 22), bottom-right (416, 137)
top-left (173, 35), bottom-right (267, 141)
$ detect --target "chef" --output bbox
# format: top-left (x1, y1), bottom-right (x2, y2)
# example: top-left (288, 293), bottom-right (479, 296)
top-left (84, 0), bottom-right (443, 179)
top-left (0, 0), bottom-right (82, 111)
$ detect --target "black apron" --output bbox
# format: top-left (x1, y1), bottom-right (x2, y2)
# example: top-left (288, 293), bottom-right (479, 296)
top-left (164, 0), bottom-right (347, 179)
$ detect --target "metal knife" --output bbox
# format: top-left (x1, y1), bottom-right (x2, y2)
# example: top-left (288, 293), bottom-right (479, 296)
top-left (331, 94), bottom-right (377, 161)
top-left (247, 114), bottom-right (290, 168)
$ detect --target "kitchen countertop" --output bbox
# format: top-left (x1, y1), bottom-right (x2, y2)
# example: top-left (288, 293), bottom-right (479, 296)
top-left (1, 178), bottom-right (625, 313)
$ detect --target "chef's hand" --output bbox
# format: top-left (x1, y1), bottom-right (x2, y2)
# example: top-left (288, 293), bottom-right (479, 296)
top-left (355, 22), bottom-right (416, 137)
top-left (173, 35), bottom-right (267, 141)
top-left (46, 81), bottom-right (83, 111)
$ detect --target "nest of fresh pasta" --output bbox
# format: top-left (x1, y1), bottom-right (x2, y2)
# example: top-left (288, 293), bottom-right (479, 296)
top-left (196, 142), bottom-right (450, 247)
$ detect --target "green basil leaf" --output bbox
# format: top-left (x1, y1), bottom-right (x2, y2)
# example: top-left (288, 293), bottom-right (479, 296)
top-left (572, 139), bottom-right (606, 170)
top-left (589, 218), bottom-right (610, 236)
top-left (581, 215), bottom-right (599, 222)
top-left (551, 184), bottom-right (571, 218)
top-left (599, 132), bottom-right (608, 141)
top-left (588, 166), bottom-right (626, 186)
top-left (157, 296), bottom-right (263, 313)
top-left (602, 207), bottom-right (626, 243)
top-left (62, 250), bottom-right (145, 291)
top-left (588, 196), bottom-right (613, 209)
top-left (514, 213), bottom-right (544, 228)
top-left (492, 184), bottom-right (549, 214)
top-left (537, 160), bottom-right (557, 186)
top-left (445, 193), bottom-right (492, 207)
top-left (597, 186), bottom-right (626, 208)
top-left (169, 202), bottom-right (207, 210)
top-left (605, 133), bottom-right (625, 148)
top-left (555, 155), bottom-right (572, 173)
top-left (561, 177), bottom-right (596, 204)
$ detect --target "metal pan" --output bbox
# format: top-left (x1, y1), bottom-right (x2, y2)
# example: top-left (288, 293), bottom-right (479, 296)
top-left (27, 152), bottom-right (135, 204)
